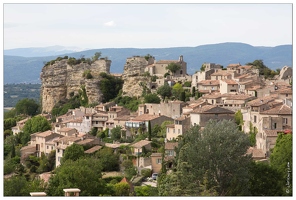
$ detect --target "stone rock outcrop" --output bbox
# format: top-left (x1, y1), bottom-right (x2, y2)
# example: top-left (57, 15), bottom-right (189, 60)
top-left (122, 56), bottom-right (153, 97)
top-left (40, 58), bottom-right (111, 113)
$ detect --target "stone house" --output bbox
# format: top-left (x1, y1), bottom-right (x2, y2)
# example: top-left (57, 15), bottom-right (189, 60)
top-left (219, 79), bottom-right (239, 94)
top-left (125, 114), bottom-right (174, 137)
top-left (201, 92), bottom-right (223, 105)
top-left (182, 100), bottom-right (209, 114)
top-left (255, 104), bottom-right (292, 156)
top-left (150, 55), bottom-right (187, 77)
top-left (166, 116), bottom-right (191, 141)
top-left (55, 135), bottom-right (83, 167)
top-left (190, 105), bottom-right (235, 128)
top-left (12, 117), bottom-right (30, 135)
top-left (226, 63), bottom-right (241, 71)
top-left (138, 100), bottom-right (187, 119)
top-left (29, 130), bottom-right (61, 157)
top-left (242, 94), bottom-right (281, 134)
top-left (219, 93), bottom-right (256, 108)
top-left (164, 142), bottom-right (178, 169)
top-left (210, 71), bottom-right (232, 80)
top-left (196, 80), bottom-right (220, 94)
top-left (105, 106), bottom-right (130, 130)
top-left (130, 140), bottom-right (152, 169)
top-left (151, 153), bottom-right (162, 173)
top-left (56, 127), bottom-right (78, 137)
top-left (92, 112), bottom-right (108, 131)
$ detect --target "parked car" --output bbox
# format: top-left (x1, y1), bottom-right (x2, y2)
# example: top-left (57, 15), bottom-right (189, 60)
top-left (152, 173), bottom-right (158, 180)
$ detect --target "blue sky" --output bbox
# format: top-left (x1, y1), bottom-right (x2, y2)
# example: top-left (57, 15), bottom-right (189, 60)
top-left (3, 2), bottom-right (293, 50)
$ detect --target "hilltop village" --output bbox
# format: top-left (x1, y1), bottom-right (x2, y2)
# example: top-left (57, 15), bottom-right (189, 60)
top-left (4, 54), bottom-right (293, 196)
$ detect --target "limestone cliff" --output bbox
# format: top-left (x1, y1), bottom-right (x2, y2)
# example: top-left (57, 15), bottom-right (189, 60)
top-left (122, 56), bottom-right (152, 97)
top-left (40, 58), bottom-right (111, 113)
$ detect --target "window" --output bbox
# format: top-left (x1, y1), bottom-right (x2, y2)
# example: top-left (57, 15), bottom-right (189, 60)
top-left (156, 158), bottom-right (162, 164)
top-left (86, 116), bottom-right (89, 119)
top-left (47, 146), bottom-right (49, 149)
top-left (273, 123), bottom-right (277, 129)
top-left (57, 149), bottom-right (60, 153)
top-left (284, 118), bottom-right (288, 124)
top-left (173, 129), bottom-right (175, 134)
top-left (51, 146), bottom-right (53, 150)
top-left (178, 129), bottom-right (180, 134)
top-left (167, 150), bottom-right (174, 156)
top-left (254, 115), bottom-right (257, 123)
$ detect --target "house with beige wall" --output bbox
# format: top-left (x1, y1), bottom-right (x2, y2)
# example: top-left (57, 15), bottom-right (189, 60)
top-left (130, 140), bottom-right (152, 169)
top-left (219, 79), bottom-right (239, 94)
top-left (151, 153), bottom-right (162, 173)
top-left (196, 80), bottom-right (220, 94)
top-left (166, 116), bottom-right (191, 141)
top-left (190, 105), bottom-right (235, 128)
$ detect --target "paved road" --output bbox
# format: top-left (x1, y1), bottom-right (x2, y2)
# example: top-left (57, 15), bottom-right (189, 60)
top-left (141, 181), bottom-right (157, 187)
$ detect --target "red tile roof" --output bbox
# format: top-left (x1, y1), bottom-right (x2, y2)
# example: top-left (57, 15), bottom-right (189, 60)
top-left (165, 142), bottom-right (178, 150)
top-left (190, 105), bottom-right (234, 114)
top-left (260, 104), bottom-right (292, 115)
top-left (246, 95), bottom-right (278, 106)
top-left (130, 140), bottom-right (151, 148)
top-left (221, 79), bottom-right (238, 85)
top-left (197, 80), bottom-right (220, 85)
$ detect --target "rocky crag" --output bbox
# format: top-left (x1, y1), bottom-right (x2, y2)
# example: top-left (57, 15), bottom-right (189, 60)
top-left (121, 56), bottom-right (154, 97)
top-left (40, 58), bottom-right (111, 113)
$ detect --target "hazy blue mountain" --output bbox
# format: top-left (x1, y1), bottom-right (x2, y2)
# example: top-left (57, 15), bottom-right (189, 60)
top-left (3, 42), bottom-right (292, 84)
top-left (4, 45), bottom-right (86, 57)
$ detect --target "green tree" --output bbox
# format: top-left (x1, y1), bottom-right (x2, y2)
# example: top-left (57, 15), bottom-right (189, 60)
top-left (135, 185), bottom-right (158, 196)
top-left (92, 52), bottom-right (102, 62)
top-left (99, 72), bottom-right (124, 103)
top-left (21, 116), bottom-right (51, 145)
top-left (200, 63), bottom-right (206, 72)
top-left (183, 81), bottom-right (191, 87)
top-left (122, 160), bottom-right (137, 180)
top-left (61, 143), bottom-right (85, 164)
top-left (192, 86), bottom-right (196, 97)
top-left (15, 98), bottom-right (40, 116)
top-left (172, 83), bottom-right (184, 100)
top-left (79, 85), bottom-right (88, 107)
top-left (248, 161), bottom-right (283, 196)
top-left (4, 175), bottom-right (35, 196)
top-left (114, 182), bottom-right (131, 196)
top-left (46, 157), bottom-right (106, 196)
top-left (166, 63), bottom-right (181, 75)
top-left (95, 147), bottom-right (120, 171)
top-left (144, 93), bottom-right (161, 103)
top-left (270, 133), bottom-right (292, 195)
top-left (157, 83), bottom-right (172, 100)
top-left (159, 120), bottom-right (252, 196)
top-left (148, 121), bottom-right (152, 141)
top-left (234, 110), bottom-right (243, 131)
top-left (111, 126), bottom-right (122, 141)
top-left (4, 118), bottom-right (16, 131)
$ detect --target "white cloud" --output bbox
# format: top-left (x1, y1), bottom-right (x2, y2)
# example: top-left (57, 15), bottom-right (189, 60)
top-left (104, 21), bottom-right (116, 27)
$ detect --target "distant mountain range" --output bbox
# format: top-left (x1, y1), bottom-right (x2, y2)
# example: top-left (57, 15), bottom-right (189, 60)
top-left (4, 42), bottom-right (292, 84)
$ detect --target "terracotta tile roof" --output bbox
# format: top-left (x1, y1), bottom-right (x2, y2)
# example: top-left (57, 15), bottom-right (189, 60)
top-left (165, 142), bottom-right (178, 150)
top-left (114, 115), bottom-right (131, 121)
top-left (131, 114), bottom-right (160, 121)
top-left (76, 138), bottom-right (95, 145)
top-left (57, 127), bottom-right (76, 132)
top-left (274, 88), bottom-right (292, 94)
top-left (221, 79), bottom-right (238, 85)
top-left (84, 145), bottom-right (102, 154)
top-left (198, 90), bottom-right (211, 93)
top-left (130, 140), bottom-right (152, 148)
top-left (247, 85), bottom-right (262, 91)
top-left (175, 116), bottom-right (187, 121)
top-left (237, 65), bottom-right (252, 69)
top-left (264, 129), bottom-right (280, 137)
top-left (227, 63), bottom-right (241, 67)
top-left (239, 80), bottom-right (254, 85)
top-left (202, 92), bottom-right (222, 99)
top-left (197, 80), bottom-right (220, 85)
top-left (246, 95), bottom-right (278, 106)
top-left (156, 60), bottom-right (179, 64)
top-left (235, 74), bottom-right (249, 79)
top-left (21, 145), bottom-right (36, 151)
top-left (17, 118), bottom-right (30, 124)
top-left (84, 113), bottom-right (94, 117)
top-left (222, 93), bottom-right (256, 100)
top-left (35, 130), bottom-right (54, 138)
top-left (187, 101), bottom-right (208, 109)
top-left (166, 124), bottom-right (175, 128)
top-left (247, 147), bottom-right (265, 158)
top-left (56, 136), bottom-right (81, 144)
top-left (211, 71), bottom-right (231, 76)
top-left (260, 104), bottom-right (292, 115)
top-left (191, 105), bottom-right (234, 114)
top-left (105, 143), bottom-right (130, 149)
